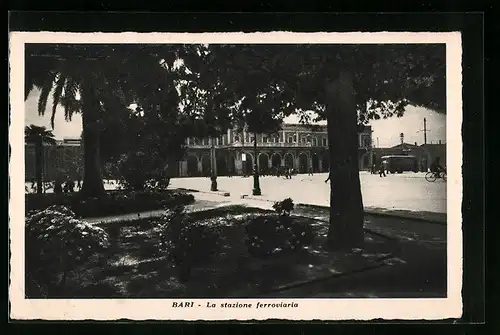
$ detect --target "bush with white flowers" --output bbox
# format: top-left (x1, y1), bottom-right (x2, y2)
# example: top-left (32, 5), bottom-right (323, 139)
top-left (25, 205), bottom-right (110, 296)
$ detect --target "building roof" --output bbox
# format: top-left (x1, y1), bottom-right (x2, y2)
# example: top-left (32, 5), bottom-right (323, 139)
top-left (391, 142), bottom-right (421, 149)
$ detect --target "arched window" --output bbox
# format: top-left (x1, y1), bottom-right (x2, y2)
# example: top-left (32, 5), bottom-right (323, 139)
top-left (234, 135), bottom-right (240, 142)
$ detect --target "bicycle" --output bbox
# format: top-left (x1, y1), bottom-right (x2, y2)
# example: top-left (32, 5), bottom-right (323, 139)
top-left (425, 170), bottom-right (447, 182)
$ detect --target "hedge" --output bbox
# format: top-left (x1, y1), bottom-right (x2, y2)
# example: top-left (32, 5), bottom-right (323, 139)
top-left (25, 190), bottom-right (195, 218)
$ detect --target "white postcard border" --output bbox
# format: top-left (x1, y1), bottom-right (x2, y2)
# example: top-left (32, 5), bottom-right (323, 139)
top-left (9, 31), bottom-right (463, 320)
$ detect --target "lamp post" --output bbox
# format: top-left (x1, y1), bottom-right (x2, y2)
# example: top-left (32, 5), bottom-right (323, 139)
top-left (370, 130), bottom-right (375, 169)
top-left (210, 137), bottom-right (218, 191)
top-left (252, 132), bottom-right (261, 196)
top-left (242, 153), bottom-right (246, 177)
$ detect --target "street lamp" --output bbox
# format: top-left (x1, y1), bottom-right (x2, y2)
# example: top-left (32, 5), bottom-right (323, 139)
top-left (252, 132), bottom-right (261, 196)
top-left (370, 130), bottom-right (375, 168)
top-left (210, 137), bottom-right (218, 191)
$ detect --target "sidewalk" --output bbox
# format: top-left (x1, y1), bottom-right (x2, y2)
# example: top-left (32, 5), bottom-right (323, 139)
top-left (86, 190), bottom-right (446, 226)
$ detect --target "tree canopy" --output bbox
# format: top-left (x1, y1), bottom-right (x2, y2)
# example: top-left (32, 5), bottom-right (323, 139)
top-left (178, 43), bottom-right (446, 129)
top-left (25, 124), bottom-right (57, 145)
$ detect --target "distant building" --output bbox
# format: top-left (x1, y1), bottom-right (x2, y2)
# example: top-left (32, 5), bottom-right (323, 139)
top-left (24, 125), bottom-right (373, 180)
top-left (371, 140), bottom-right (446, 172)
top-left (24, 138), bottom-right (83, 182)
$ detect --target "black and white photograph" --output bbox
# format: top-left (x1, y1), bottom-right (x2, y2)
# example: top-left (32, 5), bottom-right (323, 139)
top-left (9, 32), bottom-right (462, 320)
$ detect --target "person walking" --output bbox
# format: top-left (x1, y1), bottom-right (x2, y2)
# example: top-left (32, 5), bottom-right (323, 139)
top-left (30, 180), bottom-right (36, 193)
top-left (67, 178), bottom-right (75, 193)
top-left (76, 179), bottom-right (82, 191)
top-left (379, 161), bottom-right (386, 177)
top-left (54, 178), bottom-right (63, 194)
top-left (308, 165), bottom-right (314, 176)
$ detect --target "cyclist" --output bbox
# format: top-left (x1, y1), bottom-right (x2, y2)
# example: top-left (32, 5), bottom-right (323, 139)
top-left (429, 157), bottom-right (445, 178)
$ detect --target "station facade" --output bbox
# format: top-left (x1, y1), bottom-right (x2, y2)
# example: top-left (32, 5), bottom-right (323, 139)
top-left (178, 123), bottom-right (373, 177)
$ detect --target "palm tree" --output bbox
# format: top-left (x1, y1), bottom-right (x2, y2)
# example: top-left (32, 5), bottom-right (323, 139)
top-left (24, 44), bottom-right (181, 197)
top-left (24, 125), bottom-right (56, 194)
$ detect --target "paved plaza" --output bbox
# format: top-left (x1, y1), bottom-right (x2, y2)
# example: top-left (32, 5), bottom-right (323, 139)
top-left (169, 172), bottom-right (447, 214)
top-left (25, 172), bottom-right (447, 214)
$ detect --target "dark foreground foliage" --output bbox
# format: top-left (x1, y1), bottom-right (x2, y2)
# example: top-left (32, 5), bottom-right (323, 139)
top-left (25, 190), bottom-right (195, 218)
top-left (25, 206), bottom-right (110, 297)
top-left (25, 202), bottom-right (393, 298)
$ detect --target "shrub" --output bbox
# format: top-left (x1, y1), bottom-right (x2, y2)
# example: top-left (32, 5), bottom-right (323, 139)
top-left (25, 190), bottom-right (195, 218)
top-left (25, 205), bottom-right (110, 297)
top-left (245, 198), bottom-right (314, 258)
top-left (157, 206), bottom-right (221, 282)
top-left (245, 216), bottom-right (282, 258)
top-left (272, 198), bottom-right (295, 216)
top-left (116, 151), bottom-right (173, 192)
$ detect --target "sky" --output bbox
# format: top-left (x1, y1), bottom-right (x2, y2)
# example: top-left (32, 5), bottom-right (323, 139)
top-left (25, 88), bottom-right (446, 148)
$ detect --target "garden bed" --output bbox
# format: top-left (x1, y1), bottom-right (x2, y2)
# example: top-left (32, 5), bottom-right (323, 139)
top-left (26, 205), bottom-right (395, 298)
top-left (25, 189), bottom-right (195, 218)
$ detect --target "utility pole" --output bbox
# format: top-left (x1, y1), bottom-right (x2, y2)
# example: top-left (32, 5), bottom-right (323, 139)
top-left (423, 118), bottom-right (427, 145)
top-left (417, 117), bottom-right (431, 145)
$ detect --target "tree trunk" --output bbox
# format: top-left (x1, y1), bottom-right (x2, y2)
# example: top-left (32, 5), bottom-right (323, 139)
top-left (325, 71), bottom-right (365, 250)
top-left (35, 138), bottom-right (43, 194)
top-left (80, 84), bottom-right (106, 198)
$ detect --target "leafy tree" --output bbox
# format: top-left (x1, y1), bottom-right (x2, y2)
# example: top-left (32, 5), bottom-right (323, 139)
top-left (185, 43), bottom-right (446, 250)
top-left (24, 125), bottom-right (56, 194)
top-left (177, 45), bottom-right (286, 192)
top-left (101, 104), bottom-right (191, 191)
top-left (25, 44), bottom-right (181, 197)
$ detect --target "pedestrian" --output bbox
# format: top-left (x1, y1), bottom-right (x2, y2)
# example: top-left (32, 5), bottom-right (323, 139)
top-left (308, 166), bottom-right (314, 176)
top-left (67, 178), bottom-right (75, 192)
top-left (325, 171), bottom-right (331, 183)
top-left (76, 179), bottom-right (82, 191)
top-left (63, 179), bottom-right (70, 193)
top-left (54, 179), bottom-right (63, 194)
top-left (379, 161), bottom-right (386, 177)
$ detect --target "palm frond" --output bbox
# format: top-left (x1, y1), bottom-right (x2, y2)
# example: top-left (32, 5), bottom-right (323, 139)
top-left (51, 74), bottom-right (66, 129)
top-left (37, 72), bottom-right (56, 116)
top-left (24, 124), bottom-right (56, 145)
top-left (62, 78), bottom-right (81, 121)
top-left (25, 49), bottom-right (60, 100)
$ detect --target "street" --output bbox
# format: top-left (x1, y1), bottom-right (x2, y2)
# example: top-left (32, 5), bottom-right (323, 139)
top-left (169, 171), bottom-right (447, 214)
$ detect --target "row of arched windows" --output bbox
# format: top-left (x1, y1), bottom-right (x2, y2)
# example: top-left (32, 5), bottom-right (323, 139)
top-left (187, 132), bottom-right (329, 147)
